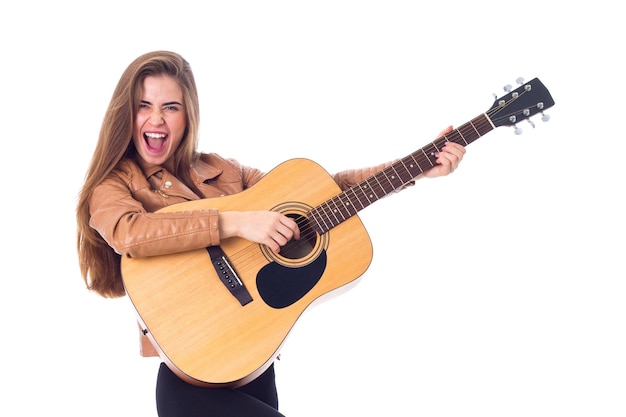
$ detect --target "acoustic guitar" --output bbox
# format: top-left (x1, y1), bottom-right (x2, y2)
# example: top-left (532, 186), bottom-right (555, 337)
top-left (121, 78), bottom-right (555, 387)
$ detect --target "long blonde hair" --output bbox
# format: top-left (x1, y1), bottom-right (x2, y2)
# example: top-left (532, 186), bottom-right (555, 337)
top-left (76, 51), bottom-right (201, 298)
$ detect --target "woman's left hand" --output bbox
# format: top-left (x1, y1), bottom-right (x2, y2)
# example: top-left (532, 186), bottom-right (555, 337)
top-left (422, 126), bottom-right (466, 178)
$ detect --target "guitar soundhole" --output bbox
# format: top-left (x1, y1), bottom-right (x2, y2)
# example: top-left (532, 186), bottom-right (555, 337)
top-left (280, 214), bottom-right (317, 260)
top-left (261, 202), bottom-right (328, 266)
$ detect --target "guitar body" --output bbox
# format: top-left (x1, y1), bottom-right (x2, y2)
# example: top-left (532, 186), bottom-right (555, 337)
top-left (121, 158), bottom-right (374, 387)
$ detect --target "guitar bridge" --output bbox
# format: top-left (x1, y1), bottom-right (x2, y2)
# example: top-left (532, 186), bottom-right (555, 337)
top-left (206, 246), bottom-right (253, 306)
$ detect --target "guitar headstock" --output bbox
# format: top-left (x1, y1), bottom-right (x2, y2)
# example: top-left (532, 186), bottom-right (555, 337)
top-left (488, 77), bottom-right (555, 135)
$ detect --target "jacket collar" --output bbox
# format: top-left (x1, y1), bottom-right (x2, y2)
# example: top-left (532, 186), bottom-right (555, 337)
top-left (134, 157), bottom-right (224, 200)
top-left (135, 156), bottom-right (223, 182)
top-left (190, 158), bottom-right (223, 184)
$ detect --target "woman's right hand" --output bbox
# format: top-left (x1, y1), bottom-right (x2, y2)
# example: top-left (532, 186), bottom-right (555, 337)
top-left (218, 211), bottom-right (301, 253)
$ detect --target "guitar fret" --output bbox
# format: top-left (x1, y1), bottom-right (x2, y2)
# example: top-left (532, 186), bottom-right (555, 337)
top-left (347, 187), bottom-right (366, 210)
top-left (310, 209), bottom-right (326, 234)
top-left (395, 159), bottom-right (417, 182)
top-left (468, 119), bottom-right (480, 136)
top-left (420, 148), bottom-right (435, 168)
top-left (375, 175), bottom-right (391, 196)
top-left (310, 195), bottom-right (344, 233)
top-left (338, 193), bottom-right (358, 217)
top-left (404, 154), bottom-right (425, 176)
top-left (330, 196), bottom-right (347, 223)
top-left (320, 201), bottom-right (337, 230)
top-left (369, 174), bottom-right (385, 200)
top-left (357, 183), bottom-right (374, 206)
top-left (386, 168), bottom-right (401, 191)
top-left (323, 200), bottom-right (341, 227)
top-left (349, 184), bottom-right (370, 209)
top-left (456, 129), bottom-right (469, 145)
top-left (393, 166), bottom-right (407, 186)
top-left (390, 163), bottom-right (413, 185)
top-left (362, 179), bottom-right (378, 201)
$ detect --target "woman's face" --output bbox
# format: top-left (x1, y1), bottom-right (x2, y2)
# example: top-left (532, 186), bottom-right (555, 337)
top-left (132, 75), bottom-right (186, 166)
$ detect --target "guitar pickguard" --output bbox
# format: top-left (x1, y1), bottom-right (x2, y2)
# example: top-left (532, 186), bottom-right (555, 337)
top-left (257, 250), bottom-right (328, 308)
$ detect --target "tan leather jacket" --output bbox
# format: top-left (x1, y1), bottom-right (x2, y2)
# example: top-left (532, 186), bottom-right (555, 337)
top-left (89, 152), bottom-right (397, 356)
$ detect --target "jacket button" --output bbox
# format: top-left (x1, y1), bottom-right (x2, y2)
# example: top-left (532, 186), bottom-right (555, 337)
top-left (164, 181), bottom-right (172, 188)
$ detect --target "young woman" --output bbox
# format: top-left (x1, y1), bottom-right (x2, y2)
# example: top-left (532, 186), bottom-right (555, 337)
top-left (76, 50), bottom-right (465, 416)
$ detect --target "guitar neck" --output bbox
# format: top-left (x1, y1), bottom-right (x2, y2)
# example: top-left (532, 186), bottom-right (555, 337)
top-left (309, 113), bottom-right (494, 234)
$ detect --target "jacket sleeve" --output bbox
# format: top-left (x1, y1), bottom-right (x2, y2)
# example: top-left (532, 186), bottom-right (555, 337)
top-left (89, 175), bottom-right (221, 259)
top-left (240, 163), bottom-right (265, 189)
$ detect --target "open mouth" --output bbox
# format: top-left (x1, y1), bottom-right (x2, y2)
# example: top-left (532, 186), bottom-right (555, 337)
top-left (144, 132), bottom-right (167, 152)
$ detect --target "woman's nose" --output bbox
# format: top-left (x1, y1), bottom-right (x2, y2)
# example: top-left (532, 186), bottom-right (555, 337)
top-left (149, 111), bottom-right (164, 124)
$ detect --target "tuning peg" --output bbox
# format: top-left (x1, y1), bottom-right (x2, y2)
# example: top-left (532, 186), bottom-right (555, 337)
top-left (503, 84), bottom-right (513, 93)
top-left (516, 77), bottom-right (525, 85)
top-left (514, 126), bottom-right (523, 135)
top-left (535, 102), bottom-right (551, 122)
top-left (527, 119), bottom-right (536, 129)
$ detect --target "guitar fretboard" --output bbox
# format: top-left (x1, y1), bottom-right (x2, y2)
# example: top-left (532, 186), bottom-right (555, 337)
top-left (309, 113), bottom-right (494, 234)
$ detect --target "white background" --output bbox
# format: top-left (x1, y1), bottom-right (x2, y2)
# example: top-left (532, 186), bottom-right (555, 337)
top-left (2, 1), bottom-right (624, 416)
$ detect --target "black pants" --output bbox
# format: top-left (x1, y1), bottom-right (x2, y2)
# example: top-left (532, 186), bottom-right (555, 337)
top-left (156, 362), bottom-right (285, 417)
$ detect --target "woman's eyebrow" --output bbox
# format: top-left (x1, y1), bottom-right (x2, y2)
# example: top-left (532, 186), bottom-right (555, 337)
top-left (139, 100), bottom-right (183, 106)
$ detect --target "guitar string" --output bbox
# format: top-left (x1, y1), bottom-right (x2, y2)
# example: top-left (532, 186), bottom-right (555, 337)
top-left (223, 114), bottom-right (500, 269)
top-left (222, 87), bottom-right (535, 270)
top-left (221, 117), bottom-right (492, 270)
